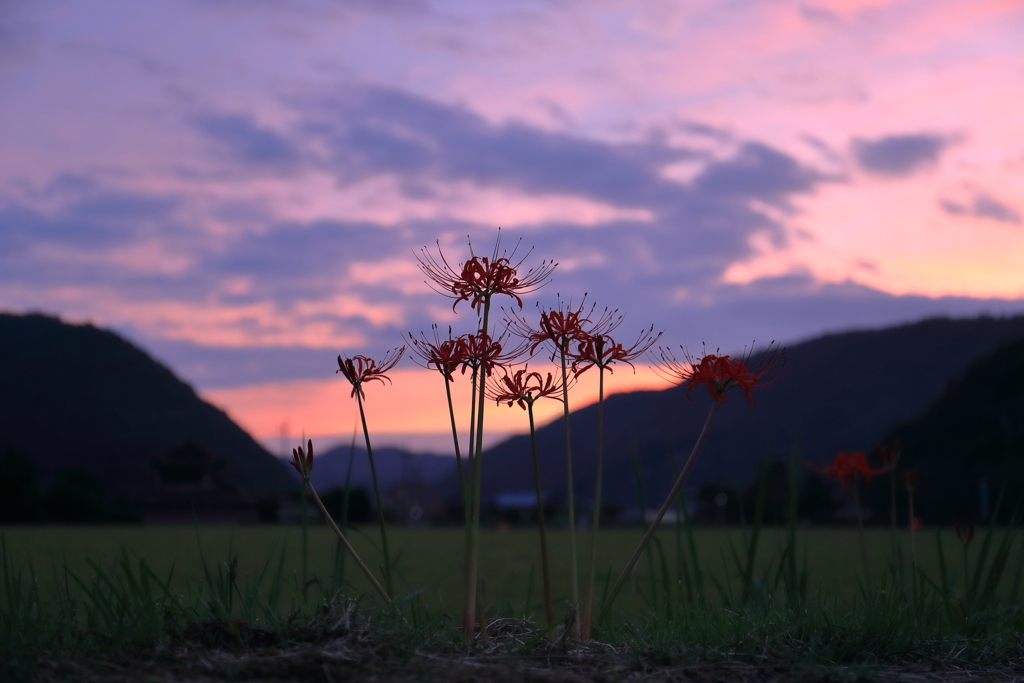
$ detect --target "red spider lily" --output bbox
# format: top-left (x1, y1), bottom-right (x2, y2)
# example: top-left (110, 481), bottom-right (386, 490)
top-left (903, 469), bottom-right (918, 491)
top-left (336, 347), bottom-right (405, 399)
top-left (810, 451), bottom-right (888, 488)
top-left (509, 295), bottom-right (621, 356)
top-left (457, 330), bottom-right (528, 377)
top-left (417, 231), bottom-right (556, 312)
top-left (407, 326), bottom-right (468, 383)
top-left (487, 367), bottom-right (565, 410)
top-left (290, 439), bottom-right (314, 480)
top-left (877, 441), bottom-right (902, 471)
top-left (656, 342), bottom-right (781, 404)
top-left (570, 326), bottom-right (662, 376)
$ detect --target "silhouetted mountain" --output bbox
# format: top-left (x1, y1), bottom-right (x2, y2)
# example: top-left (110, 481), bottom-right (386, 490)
top-left (309, 443), bottom-right (456, 493)
top-left (0, 313), bottom-right (292, 498)
top-left (461, 316), bottom-right (1024, 513)
top-left (877, 335), bottom-right (1024, 523)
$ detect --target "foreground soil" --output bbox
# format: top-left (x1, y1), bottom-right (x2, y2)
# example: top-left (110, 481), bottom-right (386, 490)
top-left (24, 619), bottom-right (1024, 683)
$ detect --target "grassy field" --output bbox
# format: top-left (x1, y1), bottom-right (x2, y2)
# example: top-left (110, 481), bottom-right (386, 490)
top-left (1, 523), bottom-right (1013, 618)
top-left (3, 522), bottom-right (1024, 682)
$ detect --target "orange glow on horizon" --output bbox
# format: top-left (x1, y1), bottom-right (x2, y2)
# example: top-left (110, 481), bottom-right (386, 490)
top-left (203, 364), bottom-right (670, 450)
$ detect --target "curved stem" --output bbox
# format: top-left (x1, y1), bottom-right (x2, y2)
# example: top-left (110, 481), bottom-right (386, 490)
top-left (528, 401), bottom-right (554, 626)
top-left (357, 390), bottom-right (393, 599)
top-left (304, 479), bottom-right (390, 603)
top-left (599, 400), bottom-right (719, 626)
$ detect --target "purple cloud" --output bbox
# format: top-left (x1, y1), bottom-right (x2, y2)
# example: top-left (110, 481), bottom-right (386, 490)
top-left (852, 134), bottom-right (948, 176)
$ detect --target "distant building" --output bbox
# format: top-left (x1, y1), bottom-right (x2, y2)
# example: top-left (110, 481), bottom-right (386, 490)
top-left (141, 441), bottom-right (277, 524)
top-left (490, 490), bottom-right (553, 526)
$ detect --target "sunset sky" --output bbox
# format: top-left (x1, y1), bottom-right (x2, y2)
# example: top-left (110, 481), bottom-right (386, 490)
top-left (2, 0), bottom-right (1023, 453)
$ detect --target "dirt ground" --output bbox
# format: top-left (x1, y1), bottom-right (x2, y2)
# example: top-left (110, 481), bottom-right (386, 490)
top-left (25, 619), bottom-right (1024, 683)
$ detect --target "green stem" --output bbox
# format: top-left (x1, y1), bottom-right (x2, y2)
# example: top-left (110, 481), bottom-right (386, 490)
top-left (853, 482), bottom-right (871, 586)
top-left (528, 401), bottom-right (554, 626)
top-left (581, 366), bottom-right (605, 641)
top-left (444, 376), bottom-right (467, 507)
top-left (357, 390), bottom-right (393, 599)
top-left (335, 427), bottom-right (357, 591)
top-left (304, 478), bottom-right (390, 603)
top-left (559, 346), bottom-right (580, 638)
top-left (962, 540), bottom-right (970, 606)
top-left (463, 303), bottom-right (492, 643)
top-left (889, 470), bottom-right (899, 578)
top-left (461, 365), bottom-right (479, 641)
top-left (908, 488), bottom-right (919, 611)
top-left (599, 400), bottom-right (718, 626)
top-left (300, 477), bottom-right (308, 600)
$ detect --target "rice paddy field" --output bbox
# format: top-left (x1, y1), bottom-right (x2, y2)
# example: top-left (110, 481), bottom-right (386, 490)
top-left (1, 523), bottom-right (1015, 615)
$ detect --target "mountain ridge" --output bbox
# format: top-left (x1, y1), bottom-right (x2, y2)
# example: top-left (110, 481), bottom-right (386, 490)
top-left (0, 312), bottom-right (292, 497)
top-left (459, 315), bottom-right (1024, 511)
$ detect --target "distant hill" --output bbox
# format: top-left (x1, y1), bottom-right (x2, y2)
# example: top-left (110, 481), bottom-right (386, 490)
top-left (461, 316), bottom-right (1024, 513)
top-left (877, 335), bottom-right (1024, 523)
top-left (309, 442), bottom-right (455, 493)
top-left (0, 313), bottom-right (293, 497)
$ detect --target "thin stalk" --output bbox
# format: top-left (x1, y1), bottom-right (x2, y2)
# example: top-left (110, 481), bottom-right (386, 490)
top-left (304, 479), bottom-right (390, 603)
top-left (558, 345), bottom-right (581, 638)
top-left (527, 401), bottom-right (554, 626)
top-left (300, 477), bottom-right (309, 600)
top-left (889, 470), bottom-right (898, 562)
top-left (741, 463), bottom-right (768, 606)
top-left (961, 539), bottom-right (970, 606)
top-left (681, 490), bottom-right (704, 603)
top-left (581, 366), bottom-right (606, 640)
top-left (852, 482), bottom-right (871, 585)
top-left (785, 440), bottom-right (801, 604)
top-left (463, 303), bottom-right (492, 644)
top-left (443, 376), bottom-right (468, 507)
top-left (356, 390), bottom-right (393, 599)
top-left (599, 400), bottom-right (719, 625)
top-left (460, 365), bottom-right (479, 641)
top-left (334, 426), bottom-right (358, 591)
top-left (467, 368), bottom-right (478, 514)
top-left (908, 485), bottom-right (918, 604)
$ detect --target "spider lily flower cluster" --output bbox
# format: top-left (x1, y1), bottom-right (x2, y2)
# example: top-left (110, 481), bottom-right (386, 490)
top-left (805, 443), bottom-right (913, 585)
top-left (279, 230), bottom-right (780, 645)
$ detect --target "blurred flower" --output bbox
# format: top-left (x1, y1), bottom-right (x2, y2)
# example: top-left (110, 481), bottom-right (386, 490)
top-left (878, 441), bottom-right (902, 471)
top-left (336, 348), bottom-right (405, 399)
top-left (487, 367), bottom-right (564, 410)
top-left (290, 439), bottom-right (313, 480)
top-left (417, 231), bottom-right (556, 311)
top-left (903, 469), bottom-right (918, 491)
top-left (656, 343), bottom-right (781, 403)
top-left (570, 326), bottom-right (662, 376)
top-left (810, 451), bottom-right (887, 488)
top-left (407, 326), bottom-right (468, 383)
